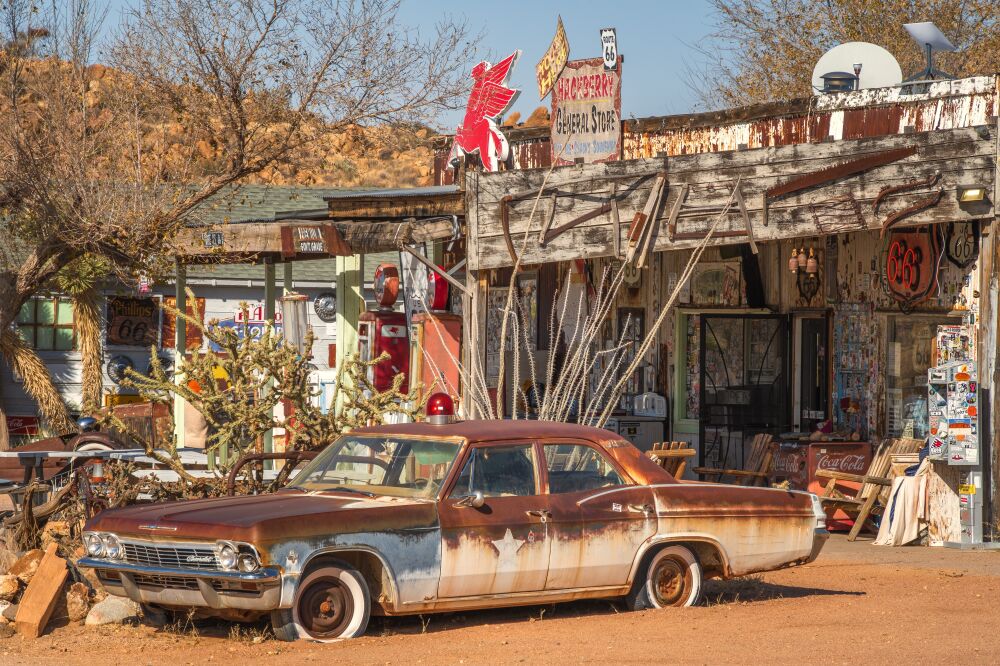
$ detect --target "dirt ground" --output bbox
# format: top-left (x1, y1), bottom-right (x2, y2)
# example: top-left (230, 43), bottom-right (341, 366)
top-left (4, 534), bottom-right (1000, 665)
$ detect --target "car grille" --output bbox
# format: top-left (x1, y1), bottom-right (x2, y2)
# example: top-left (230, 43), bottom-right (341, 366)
top-left (123, 542), bottom-right (220, 571)
top-left (131, 573), bottom-right (223, 591)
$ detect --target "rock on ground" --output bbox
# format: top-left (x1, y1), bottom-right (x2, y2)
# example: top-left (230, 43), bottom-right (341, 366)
top-left (40, 521), bottom-right (69, 552)
top-left (85, 596), bottom-right (139, 626)
top-left (1, 603), bottom-right (16, 623)
top-left (0, 622), bottom-right (14, 639)
top-left (0, 574), bottom-right (18, 602)
top-left (66, 582), bottom-right (90, 623)
top-left (8, 549), bottom-right (43, 584)
top-left (0, 600), bottom-right (10, 623)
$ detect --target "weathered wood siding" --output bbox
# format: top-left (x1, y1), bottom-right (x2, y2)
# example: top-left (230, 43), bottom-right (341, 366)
top-left (468, 125), bottom-right (995, 271)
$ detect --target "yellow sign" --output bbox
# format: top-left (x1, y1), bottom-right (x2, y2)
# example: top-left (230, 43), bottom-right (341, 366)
top-left (104, 393), bottom-right (143, 407)
top-left (959, 484), bottom-right (976, 495)
top-left (536, 16), bottom-right (570, 99)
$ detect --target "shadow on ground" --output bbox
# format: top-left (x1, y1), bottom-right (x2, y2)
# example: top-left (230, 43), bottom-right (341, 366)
top-left (144, 577), bottom-right (865, 641)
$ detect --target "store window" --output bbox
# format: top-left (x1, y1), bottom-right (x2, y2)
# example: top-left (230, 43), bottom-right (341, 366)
top-left (885, 315), bottom-right (960, 439)
top-left (17, 297), bottom-right (75, 351)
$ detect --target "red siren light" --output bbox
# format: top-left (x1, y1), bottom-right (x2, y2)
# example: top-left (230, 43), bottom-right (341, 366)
top-left (426, 392), bottom-right (456, 424)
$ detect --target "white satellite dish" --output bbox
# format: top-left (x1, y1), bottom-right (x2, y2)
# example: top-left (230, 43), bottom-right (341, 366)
top-left (811, 42), bottom-right (903, 93)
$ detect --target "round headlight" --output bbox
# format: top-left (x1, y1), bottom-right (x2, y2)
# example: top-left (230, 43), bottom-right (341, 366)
top-left (237, 553), bottom-right (260, 573)
top-left (219, 545), bottom-right (237, 570)
top-left (84, 532), bottom-right (104, 557)
top-left (102, 534), bottom-right (123, 560)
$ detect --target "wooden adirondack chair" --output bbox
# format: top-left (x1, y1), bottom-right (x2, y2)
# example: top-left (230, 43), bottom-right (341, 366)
top-left (816, 437), bottom-right (924, 541)
top-left (692, 433), bottom-right (776, 486)
top-left (647, 441), bottom-right (697, 478)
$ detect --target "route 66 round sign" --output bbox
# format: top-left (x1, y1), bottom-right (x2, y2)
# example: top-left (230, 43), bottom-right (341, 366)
top-left (945, 221), bottom-right (979, 269)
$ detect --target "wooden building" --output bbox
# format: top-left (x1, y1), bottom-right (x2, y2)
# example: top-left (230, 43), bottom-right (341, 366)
top-left (451, 76), bottom-right (999, 540)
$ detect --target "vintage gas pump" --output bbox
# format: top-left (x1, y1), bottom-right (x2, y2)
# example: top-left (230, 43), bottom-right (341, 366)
top-left (358, 263), bottom-right (410, 393)
top-left (409, 267), bottom-right (462, 398)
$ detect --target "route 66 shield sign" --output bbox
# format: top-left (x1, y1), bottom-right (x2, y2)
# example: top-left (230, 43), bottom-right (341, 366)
top-left (600, 28), bottom-right (617, 70)
top-left (945, 221), bottom-right (980, 269)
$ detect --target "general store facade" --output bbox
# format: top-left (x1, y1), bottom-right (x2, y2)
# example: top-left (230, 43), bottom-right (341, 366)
top-left (441, 75), bottom-right (999, 542)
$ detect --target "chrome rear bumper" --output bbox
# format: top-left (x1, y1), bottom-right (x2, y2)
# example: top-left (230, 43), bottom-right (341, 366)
top-left (78, 557), bottom-right (282, 611)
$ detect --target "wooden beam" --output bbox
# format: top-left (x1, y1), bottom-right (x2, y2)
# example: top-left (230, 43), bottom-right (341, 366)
top-left (326, 190), bottom-right (464, 219)
top-left (15, 543), bottom-right (67, 638)
top-left (175, 218), bottom-right (456, 262)
top-left (468, 126), bottom-right (996, 270)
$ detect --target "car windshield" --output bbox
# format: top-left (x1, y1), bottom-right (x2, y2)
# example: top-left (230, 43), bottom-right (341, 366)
top-left (288, 435), bottom-right (461, 498)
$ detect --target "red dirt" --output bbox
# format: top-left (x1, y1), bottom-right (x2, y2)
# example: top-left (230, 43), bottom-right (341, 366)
top-left (3, 535), bottom-right (999, 664)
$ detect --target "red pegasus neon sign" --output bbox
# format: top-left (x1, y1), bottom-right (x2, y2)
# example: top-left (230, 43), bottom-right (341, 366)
top-left (449, 51), bottom-right (521, 172)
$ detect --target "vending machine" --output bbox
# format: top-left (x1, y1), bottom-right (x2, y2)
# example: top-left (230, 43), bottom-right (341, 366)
top-left (928, 324), bottom-right (982, 545)
top-left (358, 263), bottom-right (410, 393)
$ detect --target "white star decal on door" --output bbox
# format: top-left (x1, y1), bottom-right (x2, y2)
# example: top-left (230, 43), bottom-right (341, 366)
top-left (492, 528), bottom-right (525, 571)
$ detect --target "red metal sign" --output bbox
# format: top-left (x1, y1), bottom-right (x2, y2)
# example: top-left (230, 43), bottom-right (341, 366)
top-left (551, 57), bottom-right (622, 166)
top-left (6, 415), bottom-right (39, 436)
top-left (450, 51), bottom-right (521, 172)
top-left (883, 228), bottom-right (941, 309)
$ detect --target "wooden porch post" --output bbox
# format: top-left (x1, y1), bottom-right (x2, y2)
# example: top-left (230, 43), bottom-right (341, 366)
top-left (263, 260), bottom-right (276, 460)
top-left (173, 261), bottom-right (187, 448)
top-left (335, 254), bottom-right (364, 415)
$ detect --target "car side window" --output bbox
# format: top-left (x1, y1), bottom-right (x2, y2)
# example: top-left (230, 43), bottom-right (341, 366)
top-left (449, 445), bottom-right (538, 498)
top-left (543, 444), bottom-right (625, 494)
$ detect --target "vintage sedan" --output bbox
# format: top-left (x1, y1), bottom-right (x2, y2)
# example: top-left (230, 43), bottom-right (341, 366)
top-left (78, 396), bottom-right (828, 642)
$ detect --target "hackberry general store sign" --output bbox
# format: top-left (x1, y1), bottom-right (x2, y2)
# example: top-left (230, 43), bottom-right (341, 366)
top-left (551, 57), bottom-right (622, 166)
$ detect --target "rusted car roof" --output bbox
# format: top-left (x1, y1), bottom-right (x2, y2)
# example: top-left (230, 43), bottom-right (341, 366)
top-left (352, 419), bottom-right (622, 444)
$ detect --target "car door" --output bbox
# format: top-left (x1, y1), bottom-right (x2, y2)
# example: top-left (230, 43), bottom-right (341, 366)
top-left (437, 441), bottom-right (552, 598)
top-left (541, 441), bottom-right (657, 590)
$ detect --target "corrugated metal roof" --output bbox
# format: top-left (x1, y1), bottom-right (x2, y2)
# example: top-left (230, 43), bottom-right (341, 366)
top-left (186, 184), bottom-right (361, 226)
top-left (322, 184), bottom-right (459, 200)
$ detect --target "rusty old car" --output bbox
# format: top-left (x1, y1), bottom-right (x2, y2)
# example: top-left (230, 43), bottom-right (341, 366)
top-left (78, 395), bottom-right (828, 642)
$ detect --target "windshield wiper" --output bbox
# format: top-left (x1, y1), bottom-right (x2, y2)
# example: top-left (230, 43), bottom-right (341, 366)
top-left (327, 486), bottom-right (376, 498)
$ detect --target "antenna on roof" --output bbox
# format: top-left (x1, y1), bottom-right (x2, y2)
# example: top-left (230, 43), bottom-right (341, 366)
top-left (902, 22), bottom-right (957, 82)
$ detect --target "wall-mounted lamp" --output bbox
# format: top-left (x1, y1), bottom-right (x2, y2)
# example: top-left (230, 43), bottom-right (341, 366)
top-left (957, 185), bottom-right (987, 203)
top-left (790, 246), bottom-right (821, 301)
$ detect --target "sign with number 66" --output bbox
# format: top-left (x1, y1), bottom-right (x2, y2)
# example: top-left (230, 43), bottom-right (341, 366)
top-left (600, 28), bottom-right (618, 71)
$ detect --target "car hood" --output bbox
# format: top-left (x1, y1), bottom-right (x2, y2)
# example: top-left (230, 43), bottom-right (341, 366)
top-left (87, 490), bottom-right (439, 546)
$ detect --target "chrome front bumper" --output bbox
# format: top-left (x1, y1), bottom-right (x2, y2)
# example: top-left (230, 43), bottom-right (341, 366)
top-left (78, 557), bottom-right (283, 611)
top-left (808, 528), bottom-right (830, 563)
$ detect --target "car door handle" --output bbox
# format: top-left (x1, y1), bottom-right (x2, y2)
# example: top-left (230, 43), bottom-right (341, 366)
top-left (525, 509), bottom-right (551, 522)
top-left (629, 503), bottom-right (655, 517)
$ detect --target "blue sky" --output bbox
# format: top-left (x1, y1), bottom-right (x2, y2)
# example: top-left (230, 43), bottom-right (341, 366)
top-left (104, 1), bottom-right (719, 127)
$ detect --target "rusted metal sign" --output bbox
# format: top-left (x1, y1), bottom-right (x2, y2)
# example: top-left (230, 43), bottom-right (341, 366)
top-left (536, 16), bottom-right (569, 99)
top-left (883, 228), bottom-right (942, 309)
top-left (106, 296), bottom-right (160, 347)
top-left (551, 57), bottom-right (622, 165)
top-left (450, 51), bottom-right (521, 172)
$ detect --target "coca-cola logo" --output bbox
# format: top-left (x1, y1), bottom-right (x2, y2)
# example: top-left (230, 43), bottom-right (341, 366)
top-left (773, 453), bottom-right (804, 474)
top-left (817, 454), bottom-right (866, 473)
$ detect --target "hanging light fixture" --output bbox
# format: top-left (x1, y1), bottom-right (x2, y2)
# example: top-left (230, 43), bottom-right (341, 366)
top-left (806, 247), bottom-right (819, 274)
top-left (789, 248), bottom-right (800, 273)
top-left (797, 247), bottom-right (808, 269)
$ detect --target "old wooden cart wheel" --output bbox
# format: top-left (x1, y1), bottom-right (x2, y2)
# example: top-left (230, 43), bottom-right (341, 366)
top-left (271, 563), bottom-right (370, 642)
top-left (644, 545), bottom-right (702, 608)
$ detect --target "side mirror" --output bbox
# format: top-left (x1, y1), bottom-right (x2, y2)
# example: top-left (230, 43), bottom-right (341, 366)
top-left (454, 490), bottom-right (485, 509)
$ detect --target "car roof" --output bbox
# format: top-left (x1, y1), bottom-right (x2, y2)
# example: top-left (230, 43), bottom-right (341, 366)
top-left (352, 419), bottom-right (622, 444)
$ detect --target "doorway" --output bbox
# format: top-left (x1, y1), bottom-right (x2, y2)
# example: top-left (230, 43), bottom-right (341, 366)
top-left (793, 315), bottom-right (830, 433)
top-left (699, 315), bottom-right (789, 470)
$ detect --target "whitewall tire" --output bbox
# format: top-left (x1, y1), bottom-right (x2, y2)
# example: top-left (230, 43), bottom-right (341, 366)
top-left (629, 545), bottom-right (702, 609)
top-left (271, 563), bottom-right (370, 642)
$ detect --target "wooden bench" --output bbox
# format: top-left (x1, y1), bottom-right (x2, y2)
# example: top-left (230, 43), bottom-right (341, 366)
top-left (647, 441), bottom-right (696, 478)
top-left (693, 433), bottom-right (776, 487)
top-left (816, 437), bottom-right (924, 541)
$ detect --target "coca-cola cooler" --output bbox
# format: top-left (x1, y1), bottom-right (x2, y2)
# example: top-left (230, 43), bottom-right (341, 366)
top-left (773, 439), bottom-right (872, 530)
top-left (358, 263), bottom-right (410, 394)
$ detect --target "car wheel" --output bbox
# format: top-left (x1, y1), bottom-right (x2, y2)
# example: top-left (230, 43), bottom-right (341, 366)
top-left (271, 563), bottom-right (370, 642)
top-left (628, 545), bottom-right (702, 610)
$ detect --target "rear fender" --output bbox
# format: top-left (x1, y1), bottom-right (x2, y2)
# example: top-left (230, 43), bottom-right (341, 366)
top-left (629, 534), bottom-right (732, 585)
